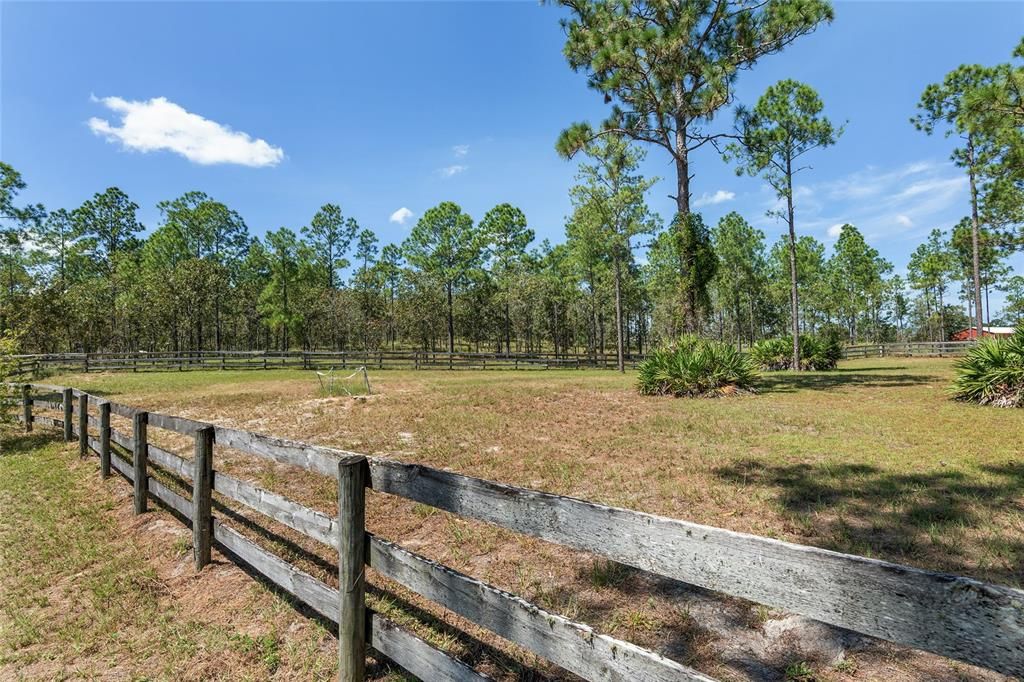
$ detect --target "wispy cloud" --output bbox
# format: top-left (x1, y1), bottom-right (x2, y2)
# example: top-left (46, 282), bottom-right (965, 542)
top-left (437, 164), bottom-right (467, 178)
top-left (895, 214), bottom-right (913, 228)
top-left (88, 95), bottom-right (283, 167)
top-left (693, 189), bottom-right (735, 208)
top-left (827, 223), bottom-right (846, 239)
top-left (389, 207), bottom-right (414, 225)
top-left (453, 144), bottom-right (469, 158)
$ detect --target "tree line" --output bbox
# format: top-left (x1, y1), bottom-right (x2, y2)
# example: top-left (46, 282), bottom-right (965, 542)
top-left (0, 1), bottom-right (1020, 372)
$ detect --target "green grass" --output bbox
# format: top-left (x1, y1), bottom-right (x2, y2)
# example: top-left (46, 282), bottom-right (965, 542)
top-left (0, 432), bottom-right (341, 681)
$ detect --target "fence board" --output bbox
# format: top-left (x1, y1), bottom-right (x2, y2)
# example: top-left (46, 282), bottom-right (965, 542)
top-left (368, 535), bottom-right (712, 682)
top-left (367, 460), bottom-right (1024, 677)
top-left (33, 416), bottom-right (63, 429)
top-left (213, 471), bottom-right (336, 547)
top-left (369, 615), bottom-right (492, 682)
top-left (109, 452), bottom-right (133, 481)
top-left (148, 412), bottom-right (209, 435)
top-left (149, 444), bottom-right (192, 481)
top-left (214, 426), bottom-right (344, 478)
top-left (110, 428), bottom-right (133, 451)
top-left (148, 477), bottom-right (193, 518)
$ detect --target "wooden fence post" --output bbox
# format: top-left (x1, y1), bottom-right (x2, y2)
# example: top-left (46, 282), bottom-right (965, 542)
top-left (192, 426), bottom-right (215, 570)
top-left (78, 392), bottom-right (88, 458)
top-left (99, 401), bottom-right (111, 478)
top-left (21, 384), bottom-right (31, 432)
top-left (337, 456), bottom-right (368, 682)
top-left (62, 388), bottom-right (73, 442)
top-left (133, 411), bottom-right (149, 514)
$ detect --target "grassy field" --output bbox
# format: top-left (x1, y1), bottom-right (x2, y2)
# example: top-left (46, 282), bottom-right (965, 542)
top-left (5, 357), bottom-right (1021, 680)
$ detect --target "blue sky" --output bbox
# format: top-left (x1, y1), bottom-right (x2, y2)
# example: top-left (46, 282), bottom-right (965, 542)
top-left (3, 1), bottom-right (1022, 307)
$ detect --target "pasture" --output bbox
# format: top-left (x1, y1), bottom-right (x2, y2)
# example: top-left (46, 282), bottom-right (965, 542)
top-left (3, 357), bottom-right (1022, 681)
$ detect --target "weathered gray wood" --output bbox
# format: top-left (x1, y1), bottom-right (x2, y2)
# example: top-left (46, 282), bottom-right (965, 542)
top-left (33, 415), bottom-right (63, 429)
top-left (214, 425), bottom-right (346, 477)
top-left (108, 401), bottom-right (141, 418)
top-left (367, 460), bottom-right (1024, 677)
top-left (99, 401), bottom-right (111, 479)
top-left (148, 443), bottom-right (192, 481)
top-left (212, 519), bottom-right (337, 620)
top-left (369, 614), bottom-right (492, 682)
top-left (192, 426), bottom-right (214, 569)
top-left (368, 535), bottom-right (711, 682)
top-left (148, 411), bottom-right (208, 435)
top-left (110, 428), bottom-right (133, 451)
top-left (148, 477), bottom-right (192, 518)
top-left (62, 388), bottom-right (73, 441)
top-left (213, 472), bottom-right (336, 547)
top-left (21, 384), bottom-right (31, 432)
top-left (338, 456), bottom-right (368, 682)
top-left (34, 400), bottom-right (63, 412)
top-left (132, 411), bottom-right (148, 515)
top-left (109, 451), bottom-right (133, 481)
top-left (77, 393), bottom-right (88, 458)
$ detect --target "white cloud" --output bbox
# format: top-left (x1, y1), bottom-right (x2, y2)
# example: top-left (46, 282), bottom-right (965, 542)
top-left (389, 207), bottom-right (414, 225)
top-left (827, 223), bottom-right (845, 238)
top-left (88, 95), bottom-right (284, 167)
top-left (453, 144), bottom-right (469, 158)
top-left (693, 189), bottom-right (735, 208)
top-left (895, 214), bottom-right (913, 228)
top-left (437, 164), bottom-right (467, 178)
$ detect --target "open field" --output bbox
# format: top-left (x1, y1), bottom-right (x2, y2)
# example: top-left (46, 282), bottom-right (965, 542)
top-left (6, 357), bottom-right (1022, 680)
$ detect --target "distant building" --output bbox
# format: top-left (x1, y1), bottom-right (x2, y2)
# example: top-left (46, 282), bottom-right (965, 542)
top-left (951, 326), bottom-right (1017, 341)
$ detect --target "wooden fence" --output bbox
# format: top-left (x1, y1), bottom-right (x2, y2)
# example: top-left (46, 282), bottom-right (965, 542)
top-left (9, 381), bottom-right (1022, 680)
top-left (9, 350), bottom-right (645, 376)
top-left (841, 341), bottom-right (976, 359)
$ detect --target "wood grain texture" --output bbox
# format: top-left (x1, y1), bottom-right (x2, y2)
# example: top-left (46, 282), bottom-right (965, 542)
top-left (213, 472), bottom-right (336, 547)
top-left (109, 451), bottom-right (133, 481)
top-left (367, 460), bottom-right (1024, 677)
top-left (148, 411), bottom-right (209, 435)
top-left (214, 425), bottom-right (354, 478)
top-left (369, 614), bottom-right (492, 682)
top-left (337, 457), bottom-right (368, 682)
top-left (149, 444), bottom-right (192, 481)
top-left (132, 412), bottom-right (148, 515)
top-left (368, 535), bottom-right (712, 682)
top-left (193, 426), bottom-right (215, 569)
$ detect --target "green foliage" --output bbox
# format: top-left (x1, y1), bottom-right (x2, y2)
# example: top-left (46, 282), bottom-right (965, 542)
top-left (675, 212), bottom-right (718, 326)
top-left (951, 327), bottom-right (1024, 407)
top-left (637, 335), bottom-right (759, 398)
top-left (750, 332), bottom-right (841, 371)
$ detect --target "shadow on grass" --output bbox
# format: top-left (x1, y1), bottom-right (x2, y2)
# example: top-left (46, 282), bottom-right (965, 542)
top-left (758, 370), bottom-right (937, 393)
top-left (1, 430), bottom-right (60, 456)
top-left (714, 459), bottom-right (1024, 587)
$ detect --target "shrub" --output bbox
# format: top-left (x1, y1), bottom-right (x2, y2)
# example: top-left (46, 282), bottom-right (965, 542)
top-left (637, 336), bottom-right (759, 398)
top-left (750, 332), bottom-right (842, 371)
top-left (952, 327), bottom-right (1024, 407)
top-left (749, 337), bottom-right (791, 371)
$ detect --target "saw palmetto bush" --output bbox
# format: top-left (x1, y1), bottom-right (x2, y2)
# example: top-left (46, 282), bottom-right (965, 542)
top-left (749, 337), bottom-right (791, 371)
top-left (750, 332), bottom-right (843, 371)
top-left (952, 327), bottom-right (1024, 407)
top-left (637, 336), bottom-right (760, 398)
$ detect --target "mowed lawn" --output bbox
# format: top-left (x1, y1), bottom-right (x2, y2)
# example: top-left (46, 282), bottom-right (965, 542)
top-left (15, 357), bottom-right (1023, 681)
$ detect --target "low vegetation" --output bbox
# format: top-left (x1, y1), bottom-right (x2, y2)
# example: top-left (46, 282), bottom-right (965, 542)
top-left (637, 336), bottom-right (760, 397)
top-left (749, 333), bottom-right (843, 372)
top-left (952, 327), bottom-right (1024, 407)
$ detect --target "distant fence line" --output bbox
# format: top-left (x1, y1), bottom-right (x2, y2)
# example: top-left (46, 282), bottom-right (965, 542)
top-left (8, 341), bottom-right (977, 377)
top-left (9, 350), bottom-right (644, 376)
top-left (10, 382), bottom-right (1023, 680)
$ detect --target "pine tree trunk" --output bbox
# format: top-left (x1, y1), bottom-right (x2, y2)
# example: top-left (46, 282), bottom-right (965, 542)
top-left (967, 138), bottom-right (985, 339)
top-left (613, 256), bottom-right (624, 373)
top-left (785, 158), bottom-right (801, 371)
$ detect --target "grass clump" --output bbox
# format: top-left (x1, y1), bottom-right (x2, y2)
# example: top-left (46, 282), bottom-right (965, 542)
top-left (637, 336), bottom-right (759, 398)
top-left (952, 327), bottom-right (1024, 407)
top-left (750, 332), bottom-right (842, 371)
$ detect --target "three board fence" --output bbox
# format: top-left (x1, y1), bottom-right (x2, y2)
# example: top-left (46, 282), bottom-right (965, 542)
top-left (8, 341), bottom-right (978, 378)
top-left (10, 382), bottom-right (1024, 680)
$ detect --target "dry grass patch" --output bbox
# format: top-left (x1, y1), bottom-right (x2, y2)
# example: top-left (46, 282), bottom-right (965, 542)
top-left (40, 358), bottom-right (1022, 680)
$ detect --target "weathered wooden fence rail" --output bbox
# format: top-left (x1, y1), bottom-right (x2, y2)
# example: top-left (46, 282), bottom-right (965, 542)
top-left (8, 350), bottom-right (646, 376)
top-left (9, 342), bottom-right (980, 378)
top-left (11, 382), bottom-right (1024, 680)
top-left (841, 340), bottom-right (976, 359)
